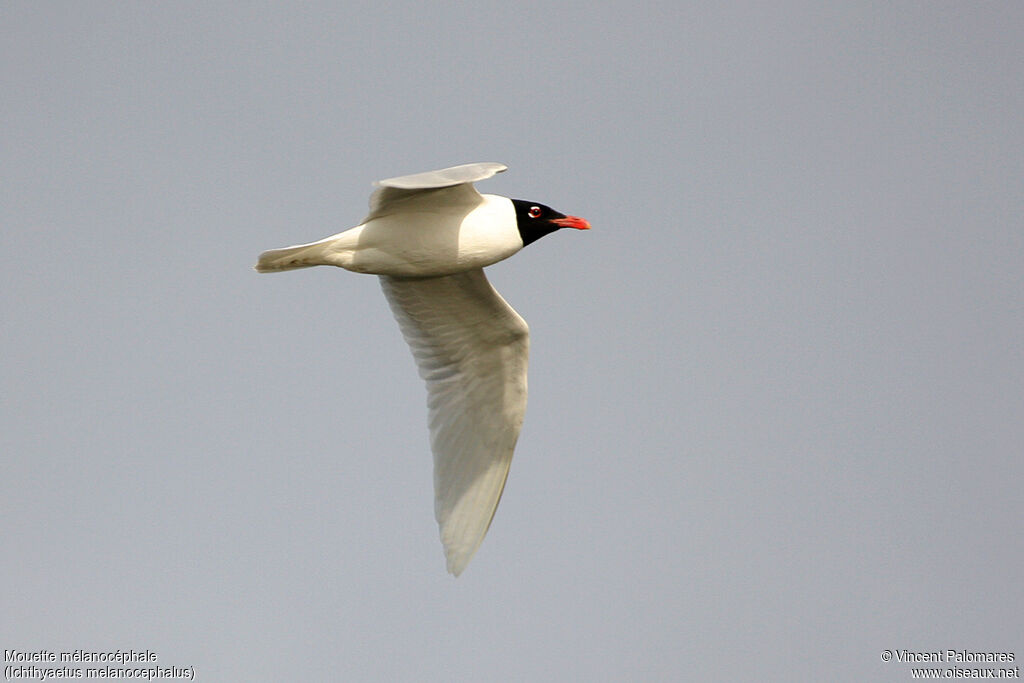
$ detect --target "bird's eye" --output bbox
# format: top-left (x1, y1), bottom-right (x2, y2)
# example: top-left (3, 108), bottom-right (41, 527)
top-left (528, 206), bottom-right (542, 218)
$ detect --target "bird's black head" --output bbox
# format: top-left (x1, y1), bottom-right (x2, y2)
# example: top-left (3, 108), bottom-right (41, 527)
top-left (511, 199), bottom-right (591, 247)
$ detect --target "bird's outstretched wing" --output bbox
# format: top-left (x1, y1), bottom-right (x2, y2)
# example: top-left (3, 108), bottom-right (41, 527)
top-left (379, 268), bottom-right (528, 576)
top-left (364, 162), bottom-right (507, 222)
top-left (375, 162), bottom-right (507, 190)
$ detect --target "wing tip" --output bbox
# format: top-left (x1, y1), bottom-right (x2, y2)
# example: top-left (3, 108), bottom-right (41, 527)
top-left (441, 535), bottom-right (482, 578)
top-left (446, 556), bottom-right (469, 577)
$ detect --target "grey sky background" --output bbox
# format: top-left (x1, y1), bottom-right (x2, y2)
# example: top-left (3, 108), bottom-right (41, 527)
top-left (3, 2), bottom-right (1021, 681)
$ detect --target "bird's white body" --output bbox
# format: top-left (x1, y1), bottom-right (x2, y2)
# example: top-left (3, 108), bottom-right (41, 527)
top-left (257, 186), bottom-right (522, 278)
top-left (256, 163), bottom-right (587, 575)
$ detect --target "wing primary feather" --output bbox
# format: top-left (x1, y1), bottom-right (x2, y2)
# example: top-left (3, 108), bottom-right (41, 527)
top-left (379, 269), bottom-right (529, 576)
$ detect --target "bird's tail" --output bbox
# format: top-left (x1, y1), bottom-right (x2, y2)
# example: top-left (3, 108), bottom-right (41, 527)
top-left (254, 236), bottom-right (340, 273)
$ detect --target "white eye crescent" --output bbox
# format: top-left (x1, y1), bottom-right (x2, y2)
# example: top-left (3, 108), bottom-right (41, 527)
top-left (528, 206), bottom-right (542, 218)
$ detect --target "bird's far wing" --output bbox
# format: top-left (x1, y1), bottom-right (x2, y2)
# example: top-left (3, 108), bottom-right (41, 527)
top-left (379, 269), bottom-right (528, 576)
top-left (364, 162), bottom-right (507, 222)
top-left (375, 162), bottom-right (507, 190)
